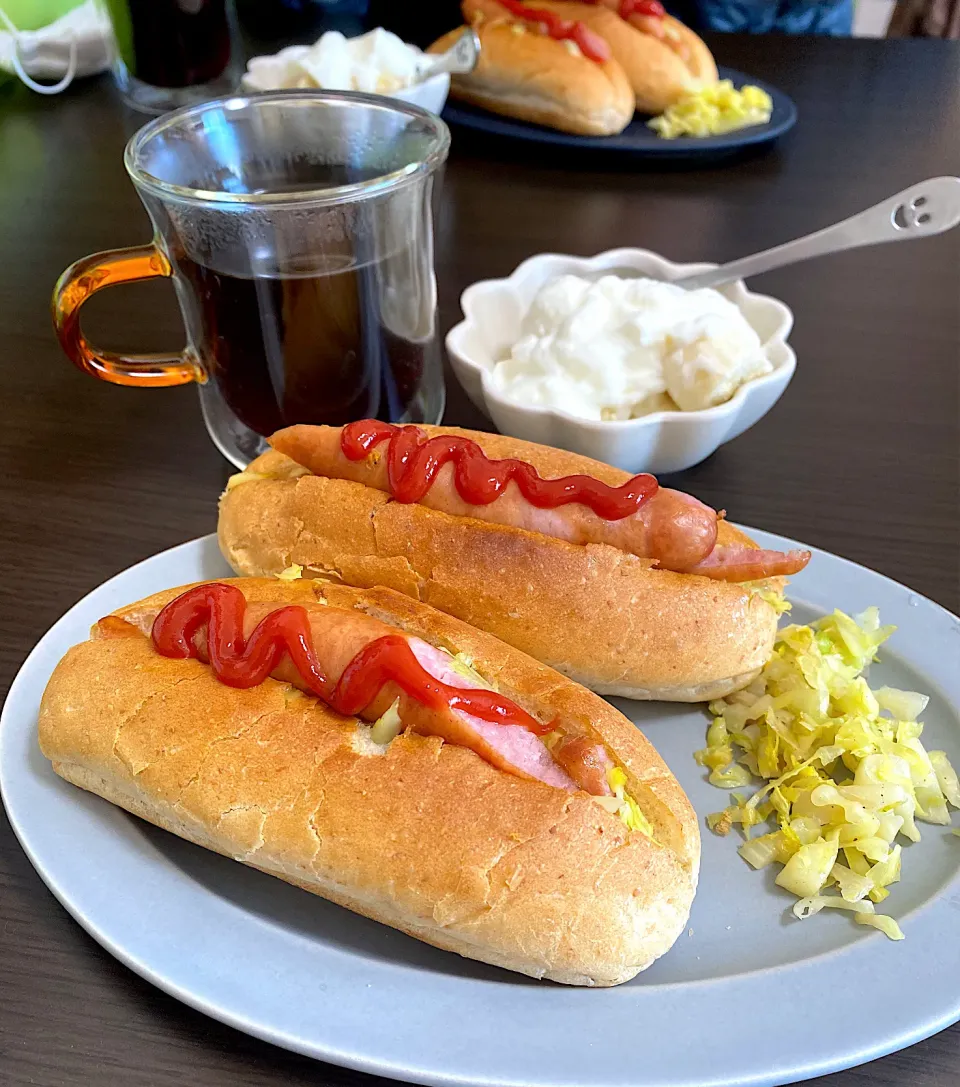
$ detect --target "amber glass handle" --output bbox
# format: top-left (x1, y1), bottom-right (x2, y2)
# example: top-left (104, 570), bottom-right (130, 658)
top-left (52, 243), bottom-right (203, 387)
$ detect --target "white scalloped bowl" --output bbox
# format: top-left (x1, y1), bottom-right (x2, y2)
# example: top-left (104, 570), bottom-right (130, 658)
top-left (241, 46), bottom-right (450, 115)
top-left (445, 248), bottom-right (796, 474)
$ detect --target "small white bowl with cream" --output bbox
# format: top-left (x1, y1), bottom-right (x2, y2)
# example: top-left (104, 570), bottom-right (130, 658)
top-left (242, 28), bottom-right (450, 115)
top-left (446, 248), bottom-right (795, 473)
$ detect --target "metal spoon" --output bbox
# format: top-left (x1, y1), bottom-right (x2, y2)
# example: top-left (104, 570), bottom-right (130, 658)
top-left (417, 27), bottom-right (480, 82)
top-left (675, 177), bottom-right (960, 291)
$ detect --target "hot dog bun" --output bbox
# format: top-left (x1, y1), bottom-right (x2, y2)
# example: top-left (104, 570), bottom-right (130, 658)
top-left (463, 0), bottom-right (717, 115)
top-left (218, 429), bottom-right (784, 701)
top-left (659, 14), bottom-right (718, 84)
top-left (39, 577), bottom-right (699, 986)
top-left (428, 20), bottom-right (634, 136)
top-left (478, 0), bottom-right (713, 113)
top-left (592, 1), bottom-right (719, 88)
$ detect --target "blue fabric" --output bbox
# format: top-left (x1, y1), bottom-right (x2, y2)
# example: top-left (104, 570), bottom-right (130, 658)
top-left (313, 0), bottom-right (369, 10)
top-left (689, 0), bottom-right (853, 34)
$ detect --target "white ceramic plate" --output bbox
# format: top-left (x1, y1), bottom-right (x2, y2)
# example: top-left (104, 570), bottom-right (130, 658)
top-left (2, 532), bottom-right (958, 1087)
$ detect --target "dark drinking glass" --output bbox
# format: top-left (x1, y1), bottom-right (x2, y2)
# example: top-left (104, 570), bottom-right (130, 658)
top-left (102, 0), bottom-right (241, 113)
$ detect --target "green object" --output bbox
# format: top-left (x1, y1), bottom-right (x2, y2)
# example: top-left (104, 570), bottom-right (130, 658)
top-left (1, 0), bottom-right (85, 32)
top-left (101, 0), bottom-right (135, 72)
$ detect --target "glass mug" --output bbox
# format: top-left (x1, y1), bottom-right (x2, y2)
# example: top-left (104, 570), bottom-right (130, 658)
top-left (100, 0), bottom-right (243, 114)
top-left (53, 92), bottom-right (450, 468)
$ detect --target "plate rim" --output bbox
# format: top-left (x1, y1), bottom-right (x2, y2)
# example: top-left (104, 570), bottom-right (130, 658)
top-left (2, 530), bottom-right (958, 1087)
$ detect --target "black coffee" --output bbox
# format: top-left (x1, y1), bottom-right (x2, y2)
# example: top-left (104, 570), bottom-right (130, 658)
top-left (105, 0), bottom-right (231, 88)
top-left (177, 258), bottom-right (429, 437)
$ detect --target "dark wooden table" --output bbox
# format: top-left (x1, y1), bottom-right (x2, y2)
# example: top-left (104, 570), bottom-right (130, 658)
top-left (1, 32), bottom-right (958, 1087)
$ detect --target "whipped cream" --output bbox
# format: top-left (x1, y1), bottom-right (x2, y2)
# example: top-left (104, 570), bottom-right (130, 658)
top-left (491, 274), bottom-right (773, 420)
top-left (246, 28), bottom-right (426, 95)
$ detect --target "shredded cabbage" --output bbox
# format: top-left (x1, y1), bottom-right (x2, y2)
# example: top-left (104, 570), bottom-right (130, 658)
top-left (225, 469), bottom-right (269, 491)
top-left (606, 766), bottom-right (655, 837)
top-left (775, 836), bottom-right (838, 897)
top-left (794, 894), bottom-right (874, 918)
top-left (447, 651), bottom-right (497, 690)
top-left (758, 590), bottom-right (792, 616)
top-left (700, 608), bottom-right (958, 939)
top-left (930, 751), bottom-right (960, 808)
top-left (875, 686), bottom-right (929, 722)
top-left (756, 587), bottom-right (793, 615)
top-left (830, 862), bottom-right (873, 902)
top-left (370, 698), bottom-right (403, 745)
top-left (436, 647), bottom-right (499, 690)
top-left (738, 831), bottom-right (782, 869)
top-left (740, 582), bottom-right (793, 616)
top-left (855, 913), bottom-right (905, 940)
top-left (793, 893), bottom-right (903, 939)
top-left (648, 81), bottom-right (773, 139)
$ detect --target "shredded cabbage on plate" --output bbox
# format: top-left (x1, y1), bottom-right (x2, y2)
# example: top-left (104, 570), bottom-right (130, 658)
top-left (648, 81), bottom-right (773, 140)
top-left (697, 607), bottom-right (959, 939)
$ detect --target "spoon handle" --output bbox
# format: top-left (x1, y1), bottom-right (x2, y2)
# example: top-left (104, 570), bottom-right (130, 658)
top-left (419, 27), bottom-right (480, 79)
top-left (676, 177), bottom-right (960, 291)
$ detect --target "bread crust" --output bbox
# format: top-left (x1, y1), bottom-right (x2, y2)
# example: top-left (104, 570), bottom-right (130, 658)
top-left (486, 0), bottom-right (701, 113)
top-left (428, 22), bottom-right (634, 136)
top-left (456, 0), bottom-right (717, 115)
top-left (663, 15), bottom-right (718, 84)
top-left (218, 430), bottom-right (782, 700)
top-left (39, 578), bottom-right (699, 986)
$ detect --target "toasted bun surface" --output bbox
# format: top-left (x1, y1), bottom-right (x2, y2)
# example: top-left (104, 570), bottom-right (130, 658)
top-left (662, 15), bottom-right (718, 84)
top-left (488, 0), bottom-right (704, 113)
top-left (428, 22), bottom-right (634, 136)
top-left (219, 428), bottom-right (782, 700)
top-left (39, 578), bottom-right (698, 986)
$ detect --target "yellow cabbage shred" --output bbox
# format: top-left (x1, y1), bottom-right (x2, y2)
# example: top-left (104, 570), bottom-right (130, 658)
top-left (698, 608), bottom-right (959, 940)
top-left (446, 651), bottom-right (497, 690)
top-left (742, 581), bottom-right (794, 616)
top-left (225, 469), bottom-right (269, 491)
top-left (276, 563), bottom-right (304, 581)
top-left (370, 698), bottom-right (403, 745)
top-left (606, 766), bottom-right (655, 838)
top-left (758, 589), bottom-right (793, 616)
top-left (648, 80), bottom-right (773, 140)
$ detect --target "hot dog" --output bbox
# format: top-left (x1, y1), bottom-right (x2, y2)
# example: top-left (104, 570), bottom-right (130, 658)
top-left (144, 581), bottom-right (590, 791)
top-left (427, 4), bottom-right (635, 136)
top-left (461, 0), bottom-right (717, 115)
top-left (39, 577), bottom-right (699, 986)
top-left (218, 423), bottom-right (810, 700)
top-left (584, 0), bottom-right (719, 96)
top-left (269, 420), bottom-right (720, 572)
